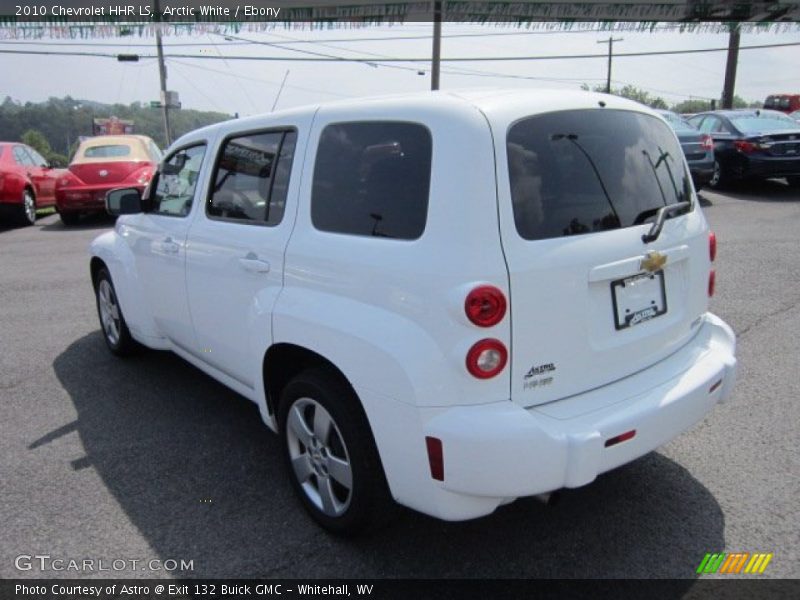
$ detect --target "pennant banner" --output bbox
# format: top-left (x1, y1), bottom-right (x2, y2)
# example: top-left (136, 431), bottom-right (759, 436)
top-left (0, 1), bottom-right (799, 38)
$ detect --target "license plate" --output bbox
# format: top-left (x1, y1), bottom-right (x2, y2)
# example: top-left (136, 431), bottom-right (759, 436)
top-left (611, 271), bottom-right (667, 330)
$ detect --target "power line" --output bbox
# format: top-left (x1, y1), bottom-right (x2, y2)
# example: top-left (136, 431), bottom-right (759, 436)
top-left (166, 58), bottom-right (353, 98)
top-left (2, 41), bottom-right (799, 62)
top-left (0, 26), bottom-right (670, 48)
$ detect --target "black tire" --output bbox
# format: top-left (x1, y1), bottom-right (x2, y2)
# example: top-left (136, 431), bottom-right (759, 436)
top-left (14, 188), bottom-right (36, 226)
top-left (60, 211), bottom-right (81, 226)
top-left (278, 367), bottom-right (391, 535)
top-left (94, 268), bottom-right (137, 356)
top-left (708, 159), bottom-right (731, 190)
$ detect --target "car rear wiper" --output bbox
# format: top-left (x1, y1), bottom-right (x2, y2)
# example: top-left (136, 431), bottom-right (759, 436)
top-left (640, 200), bottom-right (691, 243)
top-left (551, 133), bottom-right (621, 228)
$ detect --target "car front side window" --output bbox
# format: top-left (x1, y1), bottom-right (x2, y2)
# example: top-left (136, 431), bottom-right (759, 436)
top-left (149, 145), bottom-right (207, 217)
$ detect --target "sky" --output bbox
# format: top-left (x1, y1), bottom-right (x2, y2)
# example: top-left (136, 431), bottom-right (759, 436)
top-left (1, 22), bottom-right (798, 116)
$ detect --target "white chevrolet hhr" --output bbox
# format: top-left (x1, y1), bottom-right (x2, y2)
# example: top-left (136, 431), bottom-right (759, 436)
top-left (90, 90), bottom-right (736, 534)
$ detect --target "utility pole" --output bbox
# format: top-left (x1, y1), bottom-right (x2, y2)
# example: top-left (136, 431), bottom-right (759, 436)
top-left (153, 0), bottom-right (171, 146)
top-left (721, 25), bottom-right (740, 109)
top-left (597, 37), bottom-right (623, 94)
top-left (430, 0), bottom-right (442, 91)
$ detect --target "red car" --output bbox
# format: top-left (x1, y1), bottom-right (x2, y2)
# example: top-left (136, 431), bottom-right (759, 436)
top-left (0, 142), bottom-right (60, 226)
top-left (56, 135), bottom-right (161, 226)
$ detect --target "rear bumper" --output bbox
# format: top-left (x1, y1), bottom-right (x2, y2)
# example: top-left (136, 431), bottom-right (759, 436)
top-left (389, 313), bottom-right (736, 521)
top-left (56, 184), bottom-right (144, 212)
top-left (735, 155), bottom-right (800, 179)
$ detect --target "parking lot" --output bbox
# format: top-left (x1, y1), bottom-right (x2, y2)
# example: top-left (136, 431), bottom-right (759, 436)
top-left (1, 181), bottom-right (798, 580)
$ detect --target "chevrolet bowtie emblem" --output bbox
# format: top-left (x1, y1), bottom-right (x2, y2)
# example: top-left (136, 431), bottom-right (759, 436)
top-left (641, 251), bottom-right (667, 273)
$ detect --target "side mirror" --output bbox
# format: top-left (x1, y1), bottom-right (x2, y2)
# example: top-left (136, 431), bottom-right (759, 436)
top-left (106, 188), bottom-right (143, 216)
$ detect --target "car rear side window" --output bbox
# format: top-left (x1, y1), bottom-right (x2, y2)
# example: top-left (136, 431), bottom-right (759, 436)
top-left (13, 146), bottom-right (34, 166)
top-left (311, 121), bottom-right (432, 240)
top-left (83, 145), bottom-right (131, 158)
top-left (207, 130), bottom-right (296, 226)
top-left (507, 109), bottom-right (692, 242)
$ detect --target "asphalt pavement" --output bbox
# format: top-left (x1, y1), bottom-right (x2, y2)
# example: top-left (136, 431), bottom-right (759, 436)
top-left (1, 180), bottom-right (798, 580)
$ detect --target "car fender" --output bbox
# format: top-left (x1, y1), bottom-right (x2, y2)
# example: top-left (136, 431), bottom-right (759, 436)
top-left (89, 228), bottom-right (165, 346)
top-left (272, 287), bottom-right (446, 410)
top-left (271, 287), bottom-right (446, 500)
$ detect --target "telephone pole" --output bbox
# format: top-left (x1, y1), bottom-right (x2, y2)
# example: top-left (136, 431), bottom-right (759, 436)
top-left (721, 25), bottom-right (740, 109)
top-left (430, 0), bottom-right (442, 91)
top-left (597, 36), bottom-right (623, 94)
top-left (153, 0), bottom-right (171, 145)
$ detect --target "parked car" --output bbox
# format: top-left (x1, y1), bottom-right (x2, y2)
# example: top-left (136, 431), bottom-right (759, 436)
top-left (687, 109), bottom-right (800, 188)
top-left (763, 93), bottom-right (800, 114)
top-left (0, 142), bottom-right (60, 225)
top-left (656, 109), bottom-right (715, 189)
top-left (90, 90), bottom-right (736, 534)
top-left (56, 135), bottom-right (161, 226)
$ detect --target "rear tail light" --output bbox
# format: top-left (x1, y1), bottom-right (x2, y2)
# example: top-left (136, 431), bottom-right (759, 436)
top-left (466, 338), bottom-right (508, 379)
top-left (58, 171), bottom-right (83, 189)
top-left (708, 269), bottom-right (716, 297)
top-left (465, 285), bottom-right (506, 327)
top-left (125, 165), bottom-right (154, 186)
top-left (733, 140), bottom-right (756, 154)
top-left (709, 231), bottom-right (717, 262)
top-left (701, 134), bottom-right (714, 151)
top-left (425, 436), bottom-right (444, 481)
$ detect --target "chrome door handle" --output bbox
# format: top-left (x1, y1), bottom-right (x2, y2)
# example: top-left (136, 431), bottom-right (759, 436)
top-left (238, 256), bottom-right (271, 273)
top-left (159, 237), bottom-right (180, 254)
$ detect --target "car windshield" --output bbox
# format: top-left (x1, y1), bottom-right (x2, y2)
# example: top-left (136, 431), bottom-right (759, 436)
top-left (507, 109), bottom-right (692, 242)
top-left (83, 144), bottom-right (132, 158)
top-left (731, 115), bottom-right (798, 133)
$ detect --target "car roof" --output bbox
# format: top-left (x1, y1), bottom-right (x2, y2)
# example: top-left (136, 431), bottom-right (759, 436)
top-left (72, 135), bottom-right (157, 164)
top-left (174, 88), bottom-right (658, 148)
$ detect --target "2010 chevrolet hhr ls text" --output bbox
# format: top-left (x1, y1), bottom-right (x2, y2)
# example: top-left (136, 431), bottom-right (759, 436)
top-left (89, 90), bottom-right (737, 534)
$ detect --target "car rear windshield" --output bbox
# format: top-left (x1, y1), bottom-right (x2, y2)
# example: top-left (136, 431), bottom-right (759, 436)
top-left (507, 109), bottom-right (692, 242)
top-left (83, 144), bottom-right (132, 158)
top-left (730, 115), bottom-right (798, 133)
top-left (660, 112), bottom-right (696, 132)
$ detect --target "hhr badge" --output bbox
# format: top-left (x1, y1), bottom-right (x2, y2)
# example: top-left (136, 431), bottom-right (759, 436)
top-left (640, 250), bottom-right (667, 273)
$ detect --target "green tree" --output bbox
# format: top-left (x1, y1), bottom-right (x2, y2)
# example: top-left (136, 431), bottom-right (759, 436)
top-left (21, 129), bottom-right (52, 156)
top-left (671, 99), bottom-right (715, 114)
top-left (1, 96), bottom-right (231, 157)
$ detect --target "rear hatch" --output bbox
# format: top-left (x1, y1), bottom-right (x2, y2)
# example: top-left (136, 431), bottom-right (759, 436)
top-left (68, 139), bottom-right (150, 185)
top-left (728, 115), bottom-right (800, 159)
top-left (500, 108), bottom-right (709, 408)
top-left (68, 161), bottom-right (147, 185)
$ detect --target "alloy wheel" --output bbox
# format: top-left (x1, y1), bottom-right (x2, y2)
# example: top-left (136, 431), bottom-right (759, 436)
top-left (97, 279), bottom-right (121, 346)
top-left (285, 397), bottom-right (353, 517)
top-left (23, 191), bottom-right (36, 224)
